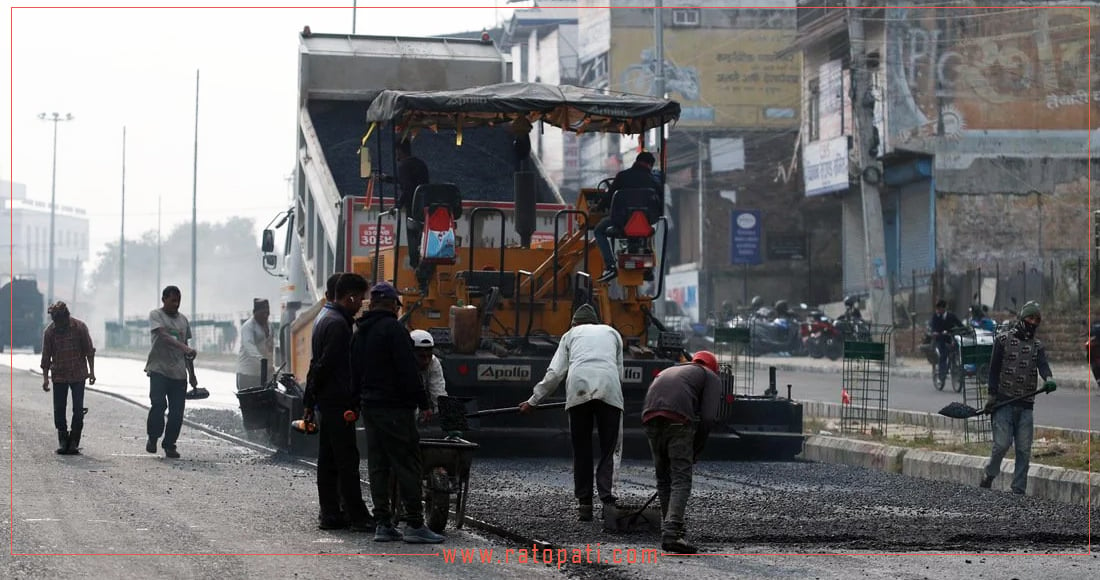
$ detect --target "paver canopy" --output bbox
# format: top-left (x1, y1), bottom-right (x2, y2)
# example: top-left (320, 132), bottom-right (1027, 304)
top-left (364, 82), bottom-right (681, 135)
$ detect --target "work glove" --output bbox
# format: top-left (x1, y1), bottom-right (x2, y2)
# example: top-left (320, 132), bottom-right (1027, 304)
top-left (983, 398), bottom-right (997, 415)
top-left (1043, 379), bottom-right (1057, 393)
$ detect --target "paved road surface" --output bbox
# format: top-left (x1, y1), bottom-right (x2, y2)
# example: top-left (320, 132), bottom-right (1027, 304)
top-left (3, 370), bottom-right (1095, 578)
top-left (752, 367), bottom-right (1094, 431)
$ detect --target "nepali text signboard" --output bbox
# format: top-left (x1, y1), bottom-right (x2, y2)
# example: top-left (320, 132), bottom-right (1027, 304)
top-left (803, 135), bottom-right (850, 196)
top-left (730, 210), bottom-right (762, 265)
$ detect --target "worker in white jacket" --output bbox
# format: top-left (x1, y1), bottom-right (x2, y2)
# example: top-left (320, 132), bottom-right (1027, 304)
top-left (519, 303), bottom-right (624, 522)
top-left (236, 299), bottom-right (275, 391)
top-left (410, 329), bottom-right (447, 419)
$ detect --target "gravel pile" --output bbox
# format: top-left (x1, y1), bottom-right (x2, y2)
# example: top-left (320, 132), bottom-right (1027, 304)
top-left (308, 99), bottom-right (558, 204)
top-left (463, 457), bottom-right (1095, 553)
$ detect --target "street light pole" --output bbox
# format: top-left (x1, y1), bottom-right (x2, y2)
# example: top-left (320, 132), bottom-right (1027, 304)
top-left (37, 112), bottom-right (74, 307)
top-left (120, 126), bottom-right (126, 325)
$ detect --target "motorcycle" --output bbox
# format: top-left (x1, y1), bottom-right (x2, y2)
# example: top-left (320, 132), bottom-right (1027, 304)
top-left (802, 307), bottom-right (842, 361)
top-left (747, 300), bottom-right (803, 357)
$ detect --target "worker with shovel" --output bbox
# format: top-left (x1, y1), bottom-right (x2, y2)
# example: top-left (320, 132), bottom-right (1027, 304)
top-left (640, 351), bottom-right (723, 555)
top-left (980, 301), bottom-right (1056, 494)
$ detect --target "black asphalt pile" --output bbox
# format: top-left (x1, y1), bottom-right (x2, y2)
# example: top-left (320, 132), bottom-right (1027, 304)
top-left (307, 99), bottom-right (558, 204)
top-left (463, 458), bottom-right (1095, 553)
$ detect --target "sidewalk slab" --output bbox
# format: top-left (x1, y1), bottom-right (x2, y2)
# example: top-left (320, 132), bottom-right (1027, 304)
top-left (800, 435), bottom-right (1100, 507)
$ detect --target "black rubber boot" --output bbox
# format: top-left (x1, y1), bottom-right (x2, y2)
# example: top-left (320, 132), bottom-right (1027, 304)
top-left (55, 430), bottom-right (70, 455)
top-left (66, 428), bottom-right (82, 455)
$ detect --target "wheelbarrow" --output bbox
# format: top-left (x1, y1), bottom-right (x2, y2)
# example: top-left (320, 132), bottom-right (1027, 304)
top-left (389, 397), bottom-right (565, 534)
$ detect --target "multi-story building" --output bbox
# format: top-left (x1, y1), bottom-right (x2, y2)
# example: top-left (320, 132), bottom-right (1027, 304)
top-left (1, 180), bottom-right (90, 304)
top-left (793, 1), bottom-right (1097, 321)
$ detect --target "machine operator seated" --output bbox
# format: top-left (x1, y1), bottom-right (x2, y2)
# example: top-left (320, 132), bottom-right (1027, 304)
top-left (594, 151), bottom-right (660, 283)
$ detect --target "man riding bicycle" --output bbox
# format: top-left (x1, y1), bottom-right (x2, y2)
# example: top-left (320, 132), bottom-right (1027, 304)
top-left (928, 299), bottom-right (964, 390)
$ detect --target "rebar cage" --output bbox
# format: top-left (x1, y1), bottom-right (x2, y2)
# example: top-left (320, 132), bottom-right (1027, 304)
top-left (714, 327), bottom-right (755, 418)
top-left (959, 341), bottom-right (994, 443)
top-left (840, 324), bottom-right (894, 437)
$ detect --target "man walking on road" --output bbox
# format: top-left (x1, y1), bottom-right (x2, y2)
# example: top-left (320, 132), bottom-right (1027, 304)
top-left (980, 301), bottom-right (1056, 495)
top-left (40, 301), bottom-right (96, 455)
top-left (144, 286), bottom-right (199, 459)
top-left (520, 303), bottom-right (625, 522)
top-left (352, 282), bottom-right (443, 544)
top-left (236, 298), bottom-right (275, 391)
top-left (305, 273), bottom-right (373, 531)
top-left (641, 351), bottom-right (722, 554)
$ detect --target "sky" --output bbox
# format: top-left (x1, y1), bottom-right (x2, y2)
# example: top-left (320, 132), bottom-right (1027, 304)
top-left (4, 0), bottom-right (521, 271)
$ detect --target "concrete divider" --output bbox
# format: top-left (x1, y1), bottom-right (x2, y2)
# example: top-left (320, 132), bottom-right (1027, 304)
top-left (801, 435), bottom-right (1100, 507)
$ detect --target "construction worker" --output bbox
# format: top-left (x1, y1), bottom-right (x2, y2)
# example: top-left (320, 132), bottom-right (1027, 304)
top-left (410, 329), bottom-right (447, 415)
top-left (520, 303), bottom-right (625, 522)
top-left (40, 301), bottom-right (96, 455)
top-left (236, 298), bottom-right (274, 391)
top-left (641, 351), bottom-right (723, 554)
top-left (144, 286), bottom-right (198, 459)
top-left (305, 273), bottom-right (373, 531)
top-left (352, 282), bottom-right (443, 544)
top-left (980, 300), bottom-right (1056, 495)
top-left (595, 151), bottom-right (660, 283)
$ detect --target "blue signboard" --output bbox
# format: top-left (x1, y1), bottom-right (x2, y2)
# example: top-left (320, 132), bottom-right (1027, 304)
top-left (730, 210), bottom-right (762, 265)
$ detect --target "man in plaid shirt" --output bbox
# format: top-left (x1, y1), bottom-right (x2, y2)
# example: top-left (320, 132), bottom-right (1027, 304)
top-left (40, 301), bottom-right (96, 455)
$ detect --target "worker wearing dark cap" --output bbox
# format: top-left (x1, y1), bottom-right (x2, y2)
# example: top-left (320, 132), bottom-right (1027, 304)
top-left (980, 300), bottom-right (1056, 495)
top-left (236, 298), bottom-right (274, 391)
top-left (351, 281), bottom-right (443, 544)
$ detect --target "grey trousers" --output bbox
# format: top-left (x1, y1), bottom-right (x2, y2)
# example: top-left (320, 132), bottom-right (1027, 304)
top-left (644, 418), bottom-right (696, 539)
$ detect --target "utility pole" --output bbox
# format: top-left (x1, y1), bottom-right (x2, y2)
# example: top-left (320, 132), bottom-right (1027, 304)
top-left (37, 112), bottom-right (74, 307)
top-left (653, 0), bottom-right (665, 100)
top-left (847, 0), bottom-right (894, 330)
top-left (119, 126), bottom-right (126, 325)
top-left (191, 69), bottom-right (200, 322)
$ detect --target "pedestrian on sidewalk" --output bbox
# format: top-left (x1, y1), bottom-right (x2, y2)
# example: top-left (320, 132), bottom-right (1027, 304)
top-left (519, 303), bottom-right (625, 522)
top-left (305, 272), bottom-right (373, 531)
top-left (980, 300), bottom-right (1056, 495)
top-left (40, 301), bottom-right (96, 455)
top-left (641, 351), bottom-right (723, 554)
top-left (236, 298), bottom-right (274, 391)
top-left (351, 282), bottom-right (444, 544)
top-left (928, 299), bottom-right (963, 390)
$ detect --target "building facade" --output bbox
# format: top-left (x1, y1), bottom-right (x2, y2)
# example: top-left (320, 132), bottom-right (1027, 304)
top-left (795, 1), bottom-right (1097, 322)
top-left (1, 180), bottom-right (90, 304)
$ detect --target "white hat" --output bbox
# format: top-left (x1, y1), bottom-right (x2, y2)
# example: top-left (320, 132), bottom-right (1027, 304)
top-left (410, 329), bottom-right (435, 348)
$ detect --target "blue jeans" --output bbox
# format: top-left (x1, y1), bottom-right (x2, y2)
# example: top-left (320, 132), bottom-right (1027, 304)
top-left (983, 405), bottom-right (1034, 494)
top-left (52, 381), bottom-right (85, 431)
top-left (147, 372), bottom-right (187, 449)
top-left (593, 217), bottom-right (615, 271)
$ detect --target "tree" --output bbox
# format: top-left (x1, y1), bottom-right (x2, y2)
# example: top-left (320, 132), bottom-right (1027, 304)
top-left (85, 217), bottom-right (284, 335)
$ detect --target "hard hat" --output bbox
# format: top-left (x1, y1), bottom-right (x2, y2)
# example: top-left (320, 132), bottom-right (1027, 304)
top-left (410, 329), bottom-right (435, 349)
top-left (691, 350), bottom-right (719, 374)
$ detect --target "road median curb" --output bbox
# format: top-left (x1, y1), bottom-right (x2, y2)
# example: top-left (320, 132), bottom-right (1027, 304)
top-left (800, 435), bottom-right (1100, 507)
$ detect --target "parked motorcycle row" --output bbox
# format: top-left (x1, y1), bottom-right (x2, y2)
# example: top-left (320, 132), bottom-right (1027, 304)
top-left (702, 296), bottom-right (873, 360)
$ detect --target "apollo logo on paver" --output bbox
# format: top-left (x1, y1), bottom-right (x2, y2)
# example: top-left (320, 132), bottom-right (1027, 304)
top-left (478, 364), bottom-right (532, 382)
top-left (622, 367), bottom-right (643, 384)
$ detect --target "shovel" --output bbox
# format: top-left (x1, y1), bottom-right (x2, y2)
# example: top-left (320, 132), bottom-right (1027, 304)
top-left (937, 385), bottom-right (1050, 419)
top-left (604, 491), bottom-right (662, 533)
